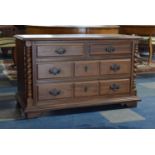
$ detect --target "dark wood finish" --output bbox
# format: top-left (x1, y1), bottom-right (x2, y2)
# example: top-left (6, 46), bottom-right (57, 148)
top-left (123, 101), bottom-right (137, 108)
top-left (86, 27), bottom-right (119, 34)
top-left (15, 34), bottom-right (140, 118)
top-left (25, 25), bottom-right (119, 34)
top-left (119, 26), bottom-right (155, 36)
top-left (0, 25), bottom-right (24, 37)
top-left (0, 25), bottom-right (18, 37)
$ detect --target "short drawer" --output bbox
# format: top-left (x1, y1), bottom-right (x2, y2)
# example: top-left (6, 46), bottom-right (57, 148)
top-left (74, 81), bottom-right (99, 97)
top-left (75, 61), bottom-right (99, 77)
top-left (37, 43), bottom-right (84, 57)
top-left (100, 59), bottom-right (131, 75)
top-left (90, 41), bottom-right (131, 55)
top-left (100, 79), bottom-right (130, 95)
top-left (37, 62), bottom-right (73, 79)
top-left (38, 83), bottom-right (73, 100)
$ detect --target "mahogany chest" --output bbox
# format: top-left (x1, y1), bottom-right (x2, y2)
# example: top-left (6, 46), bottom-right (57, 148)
top-left (15, 34), bottom-right (140, 118)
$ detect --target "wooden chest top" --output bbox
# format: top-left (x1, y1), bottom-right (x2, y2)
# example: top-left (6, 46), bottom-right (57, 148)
top-left (15, 34), bottom-right (141, 41)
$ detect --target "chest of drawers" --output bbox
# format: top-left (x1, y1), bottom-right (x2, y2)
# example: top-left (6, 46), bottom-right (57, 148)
top-left (15, 34), bottom-right (140, 118)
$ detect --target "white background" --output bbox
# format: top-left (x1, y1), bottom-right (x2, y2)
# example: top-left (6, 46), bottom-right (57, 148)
top-left (1, 0), bottom-right (155, 25)
top-left (0, 0), bottom-right (155, 155)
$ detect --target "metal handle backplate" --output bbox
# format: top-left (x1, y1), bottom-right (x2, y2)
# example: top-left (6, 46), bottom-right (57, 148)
top-left (55, 48), bottom-right (66, 55)
top-left (110, 64), bottom-right (120, 72)
top-left (49, 67), bottom-right (61, 75)
top-left (49, 89), bottom-right (61, 96)
top-left (105, 46), bottom-right (115, 53)
top-left (110, 83), bottom-right (120, 91)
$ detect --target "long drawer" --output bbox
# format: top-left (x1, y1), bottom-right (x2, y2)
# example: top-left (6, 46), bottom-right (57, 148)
top-left (37, 79), bottom-right (130, 101)
top-left (37, 43), bottom-right (84, 57)
top-left (37, 59), bottom-right (131, 79)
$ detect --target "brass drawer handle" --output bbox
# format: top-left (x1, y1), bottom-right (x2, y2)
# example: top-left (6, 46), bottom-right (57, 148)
top-left (110, 64), bottom-right (120, 71)
top-left (110, 83), bottom-right (120, 91)
top-left (105, 46), bottom-right (115, 53)
top-left (49, 67), bottom-right (61, 75)
top-left (49, 89), bottom-right (61, 96)
top-left (55, 48), bottom-right (66, 55)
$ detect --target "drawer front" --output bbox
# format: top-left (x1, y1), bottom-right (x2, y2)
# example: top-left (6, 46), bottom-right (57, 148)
top-left (75, 81), bottom-right (99, 97)
top-left (100, 79), bottom-right (130, 95)
top-left (37, 43), bottom-right (84, 57)
top-left (100, 59), bottom-right (131, 75)
top-left (90, 41), bottom-right (131, 55)
top-left (38, 83), bottom-right (73, 100)
top-left (37, 62), bottom-right (73, 79)
top-left (75, 61), bottom-right (99, 77)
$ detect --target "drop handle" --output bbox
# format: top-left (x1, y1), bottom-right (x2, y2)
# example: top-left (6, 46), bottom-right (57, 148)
top-left (49, 89), bottom-right (61, 96)
top-left (110, 83), bottom-right (120, 91)
top-left (55, 48), bottom-right (66, 55)
top-left (110, 64), bottom-right (120, 71)
top-left (49, 67), bottom-right (61, 75)
top-left (105, 46), bottom-right (115, 53)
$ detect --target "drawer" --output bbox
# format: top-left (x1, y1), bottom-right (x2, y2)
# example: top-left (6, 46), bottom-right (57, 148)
top-left (90, 41), bottom-right (131, 55)
top-left (37, 62), bottom-right (73, 79)
top-left (38, 83), bottom-right (73, 100)
top-left (100, 59), bottom-right (131, 75)
top-left (100, 79), bottom-right (130, 95)
top-left (75, 61), bottom-right (99, 77)
top-left (37, 43), bottom-right (84, 57)
top-left (75, 81), bottom-right (99, 97)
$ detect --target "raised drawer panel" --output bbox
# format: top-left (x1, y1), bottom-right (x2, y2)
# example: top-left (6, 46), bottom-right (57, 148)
top-left (37, 43), bottom-right (84, 57)
top-left (37, 62), bottom-right (73, 79)
top-left (38, 83), bottom-right (73, 100)
top-left (75, 61), bottom-right (99, 77)
top-left (100, 79), bottom-right (130, 95)
top-left (90, 41), bottom-right (131, 55)
top-left (75, 81), bottom-right (99, 97)
top-left (100, 59), bottom-right (131, 75)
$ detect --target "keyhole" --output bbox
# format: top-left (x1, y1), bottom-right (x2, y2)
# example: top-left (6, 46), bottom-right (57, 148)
top-left (84, 86), bottom-right (88, 92)
top-left (84, 66), bottom-right (88, 72)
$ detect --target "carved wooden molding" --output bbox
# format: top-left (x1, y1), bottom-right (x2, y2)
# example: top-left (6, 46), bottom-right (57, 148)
top-left (25, 41), bottom-right (33, 99)
top-left (133, 42), bottom-right (139, 95)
